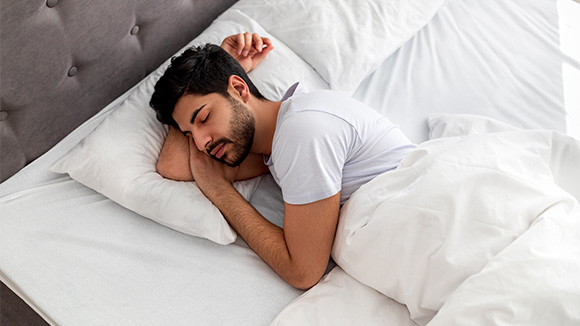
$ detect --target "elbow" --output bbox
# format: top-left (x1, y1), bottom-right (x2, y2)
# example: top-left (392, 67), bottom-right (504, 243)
top-left (287, 270), bottom-right (324, 290)
top-left (156, 159), bottom-right (192, 182)
top-left (156, 160), bottom-right (173, 179)
top-left (283, 258), bottom-right (331, 290)
top-left (292, 279), bottom-right (319, 291)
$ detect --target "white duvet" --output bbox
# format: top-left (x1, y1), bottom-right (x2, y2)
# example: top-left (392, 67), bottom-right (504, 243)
top-left (334, 130), bottom-right (580, 325)
top-left (275, 128), bottom-right (580, 325)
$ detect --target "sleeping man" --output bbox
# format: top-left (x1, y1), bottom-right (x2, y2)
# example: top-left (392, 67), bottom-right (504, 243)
top-left (149, 33), bottom-right (416, 289)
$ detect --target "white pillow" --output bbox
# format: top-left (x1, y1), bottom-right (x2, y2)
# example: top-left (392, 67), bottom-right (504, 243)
top-left (234, 0), bottom-right (448, 95)
top-left (195, 10), bottom-right (330, 98)
top-left (428, 113), bottom-right (520, 139)
top-left (51, 9), bottom-right (329, 245)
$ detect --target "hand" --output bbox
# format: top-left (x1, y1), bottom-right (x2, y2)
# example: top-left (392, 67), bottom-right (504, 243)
top-left (221, 32), bottom-right (273, 73)
top-left (188, 137), bottom-right (239, 197)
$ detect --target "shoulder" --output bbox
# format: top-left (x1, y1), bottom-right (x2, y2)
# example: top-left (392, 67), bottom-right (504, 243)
top-left (285, 89), bottom-right (350, 110)
top-left (275, 100), bottom-right (356, 147)
top-left (278, 90), bottom-right (357, 127)
top-left (277, 90), bottom-right (385, 141)
top-left (284, 90), bottom-right (385, 125)
top-left (271, 93), bottom-right (360, 164)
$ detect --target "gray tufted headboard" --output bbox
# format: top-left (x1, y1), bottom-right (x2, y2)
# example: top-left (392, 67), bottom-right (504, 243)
top-left (0, 0), bottom-right (238, 183)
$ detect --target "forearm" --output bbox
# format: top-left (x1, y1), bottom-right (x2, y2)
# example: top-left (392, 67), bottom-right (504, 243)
top-left (188, 139), bottom-right (334, 289)
top-left (157, 127), bottom-right (194, 181)
top-left (205, 183), bottom-right (309, 288)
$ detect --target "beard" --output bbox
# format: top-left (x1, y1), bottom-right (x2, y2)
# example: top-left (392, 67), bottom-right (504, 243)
top-left (207, 96), bottom-right (255, 167)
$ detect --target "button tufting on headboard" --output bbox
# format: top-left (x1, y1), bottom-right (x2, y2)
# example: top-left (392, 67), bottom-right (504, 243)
top-left (0, 111), bottom-right (8, 121)
top-left (67, 66), bottom-right (78, 77)
top-left (0, 0), bottom-right (239, 183)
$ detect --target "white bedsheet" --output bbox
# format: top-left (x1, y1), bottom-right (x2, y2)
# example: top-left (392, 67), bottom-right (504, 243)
top-left (0, 145), bottom-right (300, 325)
top-left (1, 0), bottom-right (578, 325)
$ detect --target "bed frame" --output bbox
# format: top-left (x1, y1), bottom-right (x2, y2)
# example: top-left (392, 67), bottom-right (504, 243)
top-left (0, 0), bottom-right (237, 323)
top-left (0, 0), bottom-right (237, 183)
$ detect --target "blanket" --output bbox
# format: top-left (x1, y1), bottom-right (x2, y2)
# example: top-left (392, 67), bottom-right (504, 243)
top-left (331, 130), bottom-right (580, 325)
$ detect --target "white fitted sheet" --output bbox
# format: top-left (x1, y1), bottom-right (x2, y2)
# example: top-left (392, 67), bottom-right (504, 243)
top-left (1, 0), bottom-right (578, 325)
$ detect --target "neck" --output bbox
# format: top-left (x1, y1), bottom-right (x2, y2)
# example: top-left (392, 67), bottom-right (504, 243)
top-left (248, 97), bottom-right (282, 156)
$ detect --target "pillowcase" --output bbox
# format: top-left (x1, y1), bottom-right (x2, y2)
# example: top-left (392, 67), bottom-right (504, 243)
top-left (428, 113), bottom-right (520, 139)
top-left (195, 10), bottom-right (330, 99)
top-left (51, 9), bottom-right (329, 245)
top-left (233, 0), bottom-right (448, 95)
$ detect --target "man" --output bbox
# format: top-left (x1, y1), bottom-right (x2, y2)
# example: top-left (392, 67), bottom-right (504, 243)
top-left (150, 33), bottom-right (416, 289)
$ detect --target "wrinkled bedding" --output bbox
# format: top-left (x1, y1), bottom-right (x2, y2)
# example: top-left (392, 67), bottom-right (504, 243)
top-left (2, 0), bottom-right (578, 323)
top-left (331, 130), bottom-right (580, 325)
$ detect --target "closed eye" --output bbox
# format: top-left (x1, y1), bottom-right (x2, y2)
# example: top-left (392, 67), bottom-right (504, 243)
top-left (201, 112), bottom-right (209, 123)
top-left (190, 105), bottom-right (205, 126)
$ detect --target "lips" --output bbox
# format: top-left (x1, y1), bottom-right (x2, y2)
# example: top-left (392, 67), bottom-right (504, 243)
top-left (210, 142), bottom-right (226, 159)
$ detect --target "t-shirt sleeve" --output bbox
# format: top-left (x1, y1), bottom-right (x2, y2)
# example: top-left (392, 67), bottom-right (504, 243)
top-left (270, 110), bottom-right (356, 205)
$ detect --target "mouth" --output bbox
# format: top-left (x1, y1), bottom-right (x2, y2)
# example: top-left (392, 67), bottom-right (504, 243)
top-left (210, 142), bottom-right (226, 159)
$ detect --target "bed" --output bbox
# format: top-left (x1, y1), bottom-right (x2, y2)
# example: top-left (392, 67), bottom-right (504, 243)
top-left (1, 0), bottom-right (579, 325)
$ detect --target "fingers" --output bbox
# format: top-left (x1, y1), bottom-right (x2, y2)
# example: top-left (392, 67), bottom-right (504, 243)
top-left (232, 32), bottom-right (272, 57)
top-left (232, 32), bottom-right (253, 56)
top-left (248, 37), bottom-right (273, 64)
top-left (235, 33), bottom-right (245, 55)
top-left (242, 32), bottom-right (253, 56)
top-left (260, 37), bottom-right (274, 55)
top-left (251, 33), bottom-right (264, 53)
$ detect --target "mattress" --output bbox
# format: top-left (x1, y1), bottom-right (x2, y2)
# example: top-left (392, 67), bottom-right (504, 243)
top-left (1, 0), bottom-right (578, 325)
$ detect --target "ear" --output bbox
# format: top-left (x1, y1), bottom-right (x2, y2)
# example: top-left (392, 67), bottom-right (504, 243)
top-left (228, 75), bottom-right (250, 103)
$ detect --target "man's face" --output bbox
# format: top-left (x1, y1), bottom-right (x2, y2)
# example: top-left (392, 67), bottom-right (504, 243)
top-left (172, 93), bottom-right (255, 167)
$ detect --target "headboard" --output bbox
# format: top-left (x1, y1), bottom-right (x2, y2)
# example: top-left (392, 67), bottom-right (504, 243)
top-left (0, 0), bottom-right (238, 183)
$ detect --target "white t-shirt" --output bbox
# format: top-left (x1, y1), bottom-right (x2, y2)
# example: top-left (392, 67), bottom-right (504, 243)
top-left (265, 84), bottom-right (416, 205)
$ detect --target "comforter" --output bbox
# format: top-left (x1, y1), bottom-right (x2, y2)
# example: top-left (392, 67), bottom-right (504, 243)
top-left (332, 130), bottom-right (580, 325)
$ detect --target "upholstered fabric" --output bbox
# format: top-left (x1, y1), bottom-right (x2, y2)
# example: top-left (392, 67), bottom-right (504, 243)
top-left (0, 0), bottom-right (237, 182)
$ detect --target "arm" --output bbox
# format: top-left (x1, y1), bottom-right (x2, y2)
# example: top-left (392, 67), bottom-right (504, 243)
top-left (156, 126), bottom-right (269, 181)
top-left (188, 138), bottom-right (340, 289)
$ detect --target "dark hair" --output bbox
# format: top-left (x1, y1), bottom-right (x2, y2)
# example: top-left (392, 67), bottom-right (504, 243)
top-left (149, 43), bottom-right (265, 127)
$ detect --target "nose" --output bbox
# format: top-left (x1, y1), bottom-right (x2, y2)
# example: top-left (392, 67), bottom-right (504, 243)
top-left (191, 128), bottom-right (211, 152)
